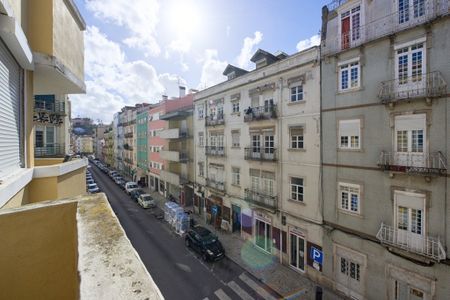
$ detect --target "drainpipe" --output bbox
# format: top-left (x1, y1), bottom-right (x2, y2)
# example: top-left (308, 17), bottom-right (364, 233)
top-left (278, 76), bottom-right (284, 264)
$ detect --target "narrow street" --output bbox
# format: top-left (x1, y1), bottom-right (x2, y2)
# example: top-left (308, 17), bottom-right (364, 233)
top-left (90, 163), bottom-right (281, 300)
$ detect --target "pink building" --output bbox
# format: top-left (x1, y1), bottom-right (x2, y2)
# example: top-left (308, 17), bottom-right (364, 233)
top-left (147, 92), bottom-right (194, 195)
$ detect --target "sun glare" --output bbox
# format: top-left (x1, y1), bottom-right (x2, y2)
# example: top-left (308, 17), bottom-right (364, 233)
top-left (169, 1), bottom-right (202, 37)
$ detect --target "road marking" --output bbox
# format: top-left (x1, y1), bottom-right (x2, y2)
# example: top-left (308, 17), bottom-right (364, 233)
top-left (239, 273), bottom-right (276, 300)
top-left (227, 280), bottom-right (254, 300)
top-left (202, 298), bottom-right (209, 300)
top-left (214, 289), bottom-right (232, 300)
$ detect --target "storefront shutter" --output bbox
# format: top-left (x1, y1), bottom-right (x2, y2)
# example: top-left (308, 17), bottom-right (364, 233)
top-left (0, 39), bottom-right (23, 179)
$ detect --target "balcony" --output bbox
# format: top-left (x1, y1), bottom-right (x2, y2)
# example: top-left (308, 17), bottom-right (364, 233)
top-left (160, 150), bottom-right (189, 163)
top-left (205, 115), bottom-right (225, 127)
top-left (205, 146), bottom-right (226, 157)
top-left (35, 143), bottom-right (66, 158)
top-left (28, 0), bottom-right (86, 94)
top-left (124, 158), bottom-right (133, 164)
top-left (378, 151), bottom-right (447, 176)
top-left (206, 178), bottom-right (225, 192)
top-left (159, 128), bottom-right (188, 139)
top-left (160, 170), bottom-right (187, 186)
top-left (34, 99), bottom-right (66, 115)
top-left (124, 132), bottom-right (133, 138)
top-left (243, 105), bottom-right (277, 122)
top-left (379, 71), bottom-right (447, 104)
top-left (322, 1), bottom-right (449, 56)
top-left (123, 144), bottom-right (133, 151)
top-left (244, 147), bottom-right (278, 162)
top-left (244, 189), bottom-right (277, 211)
top-left (376, 223), bottom-right (446, 261)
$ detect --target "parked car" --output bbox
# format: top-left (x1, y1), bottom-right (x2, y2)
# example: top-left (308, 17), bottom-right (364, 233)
top-left (185, 226), bottom-right (225, 261)
top-left (87, 183), bottom-right (100, 193)
top-left (137, 194), bottom-right (155, 208)
top-left (125, 182), bottom-right (139, 195)
top-left (118, 180), bottom-right (127, 190)
top-left (114, 176), bottom-right (124, 184)
top-left (109, 170), bottom-right (118, 178)
top-left (130, 189), bottom-right (145, 201)
top-left (86, 179), bottom-right (95, 185)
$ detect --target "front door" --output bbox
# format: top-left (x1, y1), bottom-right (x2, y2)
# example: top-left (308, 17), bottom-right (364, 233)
top-left (395, 191), bottom-right (426, 253)
top-left (289, 232), bottom-right (305, 272)
top-left (341, 13), bottom-right (350, 50)
top-left (232, 205), bottom-right (241, 233)
top-left (251, 134), bottom-right (261, 159)
top-left (255, 218), bottom-right (271, 253)
top-left (394, 114), bottom-right (426, 168)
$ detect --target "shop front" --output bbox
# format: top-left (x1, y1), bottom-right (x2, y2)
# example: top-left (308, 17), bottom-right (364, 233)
top-left (254, 211), bottom-right (272, 254)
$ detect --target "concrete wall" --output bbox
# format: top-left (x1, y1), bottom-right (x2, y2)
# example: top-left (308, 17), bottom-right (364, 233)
top-left (0, 202), bottom-right (79, 299)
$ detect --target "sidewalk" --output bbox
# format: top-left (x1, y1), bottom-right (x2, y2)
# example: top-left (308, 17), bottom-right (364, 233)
top-left (143, 188), bottom-right (341, 300)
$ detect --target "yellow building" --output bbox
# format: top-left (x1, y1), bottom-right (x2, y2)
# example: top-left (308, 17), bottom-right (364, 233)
top-left (0, 0), bottom-right (87, 208)
top-left (75, 135), bottom-right (94, 154)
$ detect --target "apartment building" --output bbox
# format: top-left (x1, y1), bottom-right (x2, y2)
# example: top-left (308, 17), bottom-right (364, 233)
top-left (193, 47), bottom-right (324, 279)
top-left (75, 135), bottom-right (93, 154)
top-left (103, 126), bottom-right (114, 167)
top-left (160, 95), bottom-right (194, 206)
top-left (320, 0), bottom-right (450, 298)
top-left (136, 105), bottom-right (151, 186)
top-left (93, 124), bottom-right (107, 159)
top-left (113, 112), bottom-right (122, 170)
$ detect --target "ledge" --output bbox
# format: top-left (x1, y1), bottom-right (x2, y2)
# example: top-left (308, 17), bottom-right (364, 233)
top-left (33, 158), bottom-right (88, 178)
top-left (0, 169), bottom-right (34, 208)
top-left (0, 14), bottom-right (33, 69)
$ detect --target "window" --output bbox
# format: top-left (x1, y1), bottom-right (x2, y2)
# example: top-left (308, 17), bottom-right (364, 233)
top-left (291, 177), bottom-right (304, 202)
top-left (339, 183), bottom-right (360, 214)
top-left (198, 162), bottom-right (204, 177)
top-left (340, 5), bottom-right (361, 50)
top-left (339, 119), bottom-right (361, 149)
top-left (232, 101), bottom-right (240, 113)
top-left (395, 42), bottom-right (425, 87)
top-left (198, 132), bottom-right (204, 147)
top-left (340, 257), bottom-right (360, 281)
top-left (394, 114), bottom-right (426, 167)
top-left (197, 105), bottom-right (204, 119)
top-left (339, 60), bottom-right (360, 91)
top-left (264, 134), bottom-right (274, 154)
top-left (152, 112), bottom-right (160, 121)
top-left (399, 0), bottom-right (425, 24)
top-left (290, 127), bottom-right (304, 149)
top-left (335, 245), bottom-right (365, 298)
top-left (231, 131), bottom-right (240, 147)
top-left (232, 167), bottom-right (240, 186)
top-left (395, 191), bottom-right (425, 240)
top-left (290, 85), bottom-right (304, 102)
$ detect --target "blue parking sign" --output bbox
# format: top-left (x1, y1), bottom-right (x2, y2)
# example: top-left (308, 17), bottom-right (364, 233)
top-left (310, 246), bottom-right (323, 264)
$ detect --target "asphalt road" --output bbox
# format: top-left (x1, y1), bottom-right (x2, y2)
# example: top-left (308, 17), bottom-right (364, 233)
top-left (89, 163), bottom-right (281, 300)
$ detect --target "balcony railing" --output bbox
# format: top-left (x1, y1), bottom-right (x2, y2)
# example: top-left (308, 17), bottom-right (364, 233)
top-left (376, 223), bottom-right (446, 261)
top-left (244, 104), bottom-right (277, 122)
top-left (124, 132), bottom-right (133, 138)
top-left (326, 0), bottom-right (350, 11)
top-left (179, 151), bottom-right (189, 163)
top-left (244, 147), bottom-right (277, 161)
top-left (379, 71), bottom-right (447, 103)
top-left (206, 178), bottom-right (225, 192)
top-left (378, 151), bottom-right (447, 176)
top-left (323, 1), bottom-right (449, 55)
top-left (35, 143), bottom-right (66, 157)
top-left (205, 146), bottom-right (225, 157)
top-left (244, 189), bottom-right (277, 210)
top-left (205, 115), bottom-right (225, 127)
top-left (34, 100), bottom-right (66, 115)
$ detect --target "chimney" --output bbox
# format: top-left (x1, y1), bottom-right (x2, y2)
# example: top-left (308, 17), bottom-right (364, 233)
top-left (189, 89), bottom-right (199, 94)
top-left (162, 95), bottom-right (168, 101)
top-left (179, 86), bottom-right (186, 98)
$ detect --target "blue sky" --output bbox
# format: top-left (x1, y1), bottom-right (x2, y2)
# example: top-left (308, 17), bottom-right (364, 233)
top-left (72, 0), bottom-right (328, 123)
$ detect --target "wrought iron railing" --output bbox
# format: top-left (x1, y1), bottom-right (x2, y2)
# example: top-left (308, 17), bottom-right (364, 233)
top-left (377, 223), bottom-right (446, 261)
top-left (323, 0), bottom-right (449, 55)
top-left (379, 71), bottom-right (447, 103)
top-left (206, 178), bottom-right (225, 192)
top-left (35, 143), bottom-right (66, 157)
top-left (378, 151), bottom-right (447, 176)
top-left (244, 188), bottom-right (277, 210)
top-left (205, 114), bottom-right (225, 127)
top-left (205, 146), bottom-right (225, 157)
top-left (34, 100), bottom-right (66, 114)
top-left (244, 147), bottom-right (277, 161)
top-left (244, 104), bottom-right (277, 122)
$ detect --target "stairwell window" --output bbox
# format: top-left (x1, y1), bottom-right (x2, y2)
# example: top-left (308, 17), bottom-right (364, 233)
top-left (339, 182), bottom-right (360, 214)
top-left (231, 130), bottom-right (240, 148)
top-left (339, 59), bottom-right (360, 91)
top-left (232, 167), bottom-right (240, 186)
top-left (338, 119), bottom-right (361, 150)
top-left (290, 177), bottom-right (304, 202)
top-left (198, 132), bottom-right (204, 147)
top-left (290, 85), bottom-right (303, 102)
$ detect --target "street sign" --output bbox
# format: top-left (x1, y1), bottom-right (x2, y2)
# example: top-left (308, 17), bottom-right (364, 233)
top-left (211, 205), bottom-right (218, 215)
top-left (307, 242), bottom-right (323, 272)
top-left (310, 246), bottom-right (323, 264)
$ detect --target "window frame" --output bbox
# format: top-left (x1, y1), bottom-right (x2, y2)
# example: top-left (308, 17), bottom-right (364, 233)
top-left (338, 182), bottom-right (361, 214)
top-left (290, 126), bottom-right (304, 150)
top-left (290, 85), bottom-right (304, 103)
top-left (231, 131), bottom-right (240, 148)
top-left (231, 101), bottom-right (240, 113)
top-left (338, 58), bottom-right (361, 92)
top-left (338, 119), bottom-right (361, 150)
top-left (231, 167), bottom-right (240, 186)
top-left (290, 177), bottom-right (304, 202)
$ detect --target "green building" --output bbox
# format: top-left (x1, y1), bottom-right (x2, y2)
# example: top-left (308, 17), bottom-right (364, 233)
top-left (136, 110), bottom-right (149, 186)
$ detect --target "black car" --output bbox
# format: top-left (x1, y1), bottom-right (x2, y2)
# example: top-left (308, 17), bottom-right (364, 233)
top-left (185, 226), bottom-right (225, 261)
top-left (130, 189), bottom-right (145, 201)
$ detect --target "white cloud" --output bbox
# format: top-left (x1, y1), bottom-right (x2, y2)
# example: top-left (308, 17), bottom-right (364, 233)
top-left (226, 25), bottom-right (231, 37)
top-left (165, 38), bottom-right (192, 71)
top-left (71, 26), bottom-right (186, 123)
top-left (197, 49), bottom-right (227, 90)
top-left (85, 0), bottom-right (161, 57)
top-left (236, 31), bottom-right (263, 70)
top-left (296, 34), bottom-right (320, 52)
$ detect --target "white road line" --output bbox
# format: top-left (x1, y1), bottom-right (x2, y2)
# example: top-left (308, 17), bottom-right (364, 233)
top-left (202, 298), bottom-right (209, 300)
top-left (214, 288), bottom-right (232, 300)
top-left (239, 273), bottom-right (276, 300)
top-left (227, 280), bottom-right (254, 300)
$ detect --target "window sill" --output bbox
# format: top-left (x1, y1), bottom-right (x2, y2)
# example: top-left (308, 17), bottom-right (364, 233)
top-left (337, 147), bottom-right (363, 152)
top-left (337, 86), bottom-right (363, 95)
top-left (338, 209), bottom-right (363, 218)
top-left (288, 148), bottom-right (306, 152)
top-left (287, 100), bottom-right (306, 106)
top-left (230, 146), bottom-right (241, 149)
top-left (231, 184), bottom-right (241, 188)
top-left (287, 198), bottom-right (305, 205)
top-left (231, 112), bottom-right (240, 116)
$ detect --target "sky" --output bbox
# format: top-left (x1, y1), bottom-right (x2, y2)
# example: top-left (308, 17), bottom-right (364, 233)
top-left (71, 0), bottom-right (328, 123)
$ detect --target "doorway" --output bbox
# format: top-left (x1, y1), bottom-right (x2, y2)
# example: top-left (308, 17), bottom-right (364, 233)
top-left (289, 232), bottom-right (306, 272)
top-left (255, 218), bottom-right (271, 253)
top-left (232, 205), bottom-right (241, 233)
